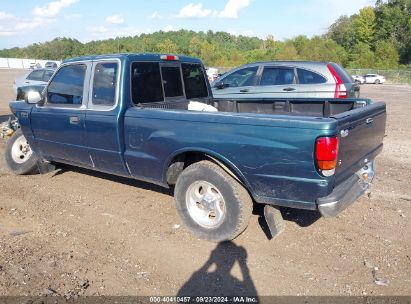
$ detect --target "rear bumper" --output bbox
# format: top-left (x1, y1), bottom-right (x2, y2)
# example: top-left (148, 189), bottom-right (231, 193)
top-left (317, 162), bottom-right (374, 217)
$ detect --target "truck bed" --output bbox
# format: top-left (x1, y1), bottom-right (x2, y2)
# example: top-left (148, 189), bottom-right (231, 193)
top-left (213, 98), bottom-right (369, 117)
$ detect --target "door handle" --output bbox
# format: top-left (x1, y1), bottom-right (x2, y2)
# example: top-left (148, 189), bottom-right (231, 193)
top-left (283, 87), bottom-right (296, 92)
top-left (239, 89), bottom-right (249, 93)
top-left (69, 116), bottom-right (80, 124)
top-left (25, 81), bottom-right (30, 84)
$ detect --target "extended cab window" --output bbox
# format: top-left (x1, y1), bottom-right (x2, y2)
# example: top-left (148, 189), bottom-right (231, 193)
top-left (182, 63), bottom-right (208, 99)
top-left (260, 67), bottom-right (295, 86)
top-left (27, 70), bottom-right (44, 81)
top-left (92, 62), bottom-right (118, 106)
top-left (47, 64), bottom-right (86, 105)
top-left (297, 69), bottom-right (327, 84)
top-left (131, 62), bottom-right (164, 104)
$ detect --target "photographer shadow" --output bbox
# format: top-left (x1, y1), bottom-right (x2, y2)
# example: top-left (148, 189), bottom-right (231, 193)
top-left (178, 242), bottom-right (258, 297)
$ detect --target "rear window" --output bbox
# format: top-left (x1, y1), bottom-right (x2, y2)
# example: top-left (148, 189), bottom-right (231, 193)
top-left (330, 63), bottom-right (353, 83)
top-left (27, 70), bottom-right (44, 81)
top-left (182, 63), bottom-right (208, 99)
top-left (131, 61), bottom-right (209, 105)
top-left (131, 62), bottom-right (164, 104)
top-left (297, 69), bottom-right (327, 84)
top-left (43, 70), bottom-right (54, 82)
top-left (161, 66), bottom-right (183, 98)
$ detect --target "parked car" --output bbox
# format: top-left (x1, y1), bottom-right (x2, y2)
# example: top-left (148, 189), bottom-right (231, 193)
top-left (44, 61), bottom-right (58, 69)
top-left (5, 53), bottom-right (386, 242)
top-left (29, 62), bottom-right (42, 70)
top-left (352, 75), bottom-right (366, 84)
top-left (206, 67), bottom-right (219, 82)
top-left (212, 61), bottom-right (360, 99)
top-left (12, 68), bottom-right (55, 97)
top-left (364, 74), bottom-right (386, 84)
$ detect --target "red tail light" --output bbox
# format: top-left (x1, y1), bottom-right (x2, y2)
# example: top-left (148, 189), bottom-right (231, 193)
top-left (327, 64), bottom-right (347, 99)
top-left (315, 136), bottom-right (339, 175)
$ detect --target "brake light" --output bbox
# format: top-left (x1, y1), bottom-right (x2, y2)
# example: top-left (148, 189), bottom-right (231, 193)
top-left (160, 55), bottom-right (179, 61)
top-left (315, 136), bottom-right (339, 176)
top-left (327, 64), bottom-right (347, 99)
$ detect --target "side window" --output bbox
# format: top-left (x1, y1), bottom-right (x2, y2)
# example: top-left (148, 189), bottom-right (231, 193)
top-left (297, 69), bottom-right (327, 84)
top-left (260, 67), bottom-right (295, 86)
top-left (131, 62), bottom-right (164, 104)
top-left (92, 62), bottom-right (118, 106)
top-left (27, 70), bottom-right (44, 81)
top-left (47, 64), bottom-right (86, 105)
top-left (161, 66), bottom-right (184, 98)
top-left (182, 63), bottom-right (208, 99)
top-left (218, 66), bottom-right (258, 88)
top-left (43, 70), bottom-right (54, 82)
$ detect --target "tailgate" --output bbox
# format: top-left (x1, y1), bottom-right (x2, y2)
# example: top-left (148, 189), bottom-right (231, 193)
top-left (332, 102), bottom-right (386, 185)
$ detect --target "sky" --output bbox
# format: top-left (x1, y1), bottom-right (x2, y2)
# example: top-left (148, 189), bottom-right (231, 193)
top-left (0, 0), bottom-right (375, 49)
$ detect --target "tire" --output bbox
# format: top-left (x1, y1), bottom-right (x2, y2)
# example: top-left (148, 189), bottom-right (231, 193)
top-left (375, 79), bottom-right (380, 84)
top-left (5, 129), bottom-right (39, 175)
top-left (174, 160), bottom-right (252, 242)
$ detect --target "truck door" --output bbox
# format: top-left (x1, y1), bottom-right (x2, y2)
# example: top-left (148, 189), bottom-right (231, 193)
top-left (84, 60), bottom-right (128, 175)
top-left (31, 63), bottom-right (92, 166)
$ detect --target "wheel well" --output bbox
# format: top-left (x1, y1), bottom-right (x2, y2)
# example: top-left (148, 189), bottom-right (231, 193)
top-left (166, 152), bottom-right (245, 187)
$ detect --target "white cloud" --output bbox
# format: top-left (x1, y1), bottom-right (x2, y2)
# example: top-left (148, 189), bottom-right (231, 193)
top-left (66, 13), bottom-right (82, 19)
top-left (0, 17), bottom-right (55, 36)
top-left (174, 0), bottom-right (250, 19)
top-left (33, 0), bottom-right (79, 18)
top-left (105, 14), bottom-right (124, 25)
top-left (0, 11), bottom-right (15, 21)
top-left (163, 25), bottom-right (175, 32)
top-left (218, 0), bottom-right (250, 18)
top-left (88, 26), bottom-right (109, 34)
top-left (151, 11), bottom-right (163, 19)
top-left (176, 3), bottom-right (212, 18)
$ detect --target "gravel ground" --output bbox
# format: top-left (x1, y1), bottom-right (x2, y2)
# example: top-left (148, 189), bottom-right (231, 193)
top-left (0, 69), bottom-right (410, 297)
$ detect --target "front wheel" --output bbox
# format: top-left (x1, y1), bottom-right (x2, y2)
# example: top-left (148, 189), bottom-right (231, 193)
top-left (375, 79), bottom-right (380, 84)
top-left (5, 129), bottom-right (39, 175)
top-left (174, 160), bottom-right (252, 242)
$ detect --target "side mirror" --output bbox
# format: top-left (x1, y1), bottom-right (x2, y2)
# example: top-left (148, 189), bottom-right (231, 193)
top-left (26, 91), bottom-right (42, 104)
top-left (214, 81), bottom-right (226, 90)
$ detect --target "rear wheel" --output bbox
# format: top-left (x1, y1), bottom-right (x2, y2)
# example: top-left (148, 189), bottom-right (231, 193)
top-left (5, 129), bottom-right (39, 175)
top-left (174, 160), bottom-right (252, 242)
top-left (375, 79), bottom-right (380, 84)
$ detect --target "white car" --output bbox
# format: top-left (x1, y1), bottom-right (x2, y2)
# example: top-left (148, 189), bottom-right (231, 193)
top-left (352, 75), bottom-right (366, 84)
top-left (364, 74), bottom-right (386, 84)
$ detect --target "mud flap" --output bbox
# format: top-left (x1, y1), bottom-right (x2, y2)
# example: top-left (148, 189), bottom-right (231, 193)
top-left (264, 205), bottom-right (285, 240)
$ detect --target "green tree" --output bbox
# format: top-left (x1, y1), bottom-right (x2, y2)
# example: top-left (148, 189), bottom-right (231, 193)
top-left (348, 43), bottom-right (375, 68)
top-left (353, 7), bottom-right (376, 45)
top-left (155, 39), bottom-right (178, 54)
top-left (375, 40), bottom-right (400, 68)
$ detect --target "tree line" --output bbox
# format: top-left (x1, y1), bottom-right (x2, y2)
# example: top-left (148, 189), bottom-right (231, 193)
top-left (0, 0), bottom-right (409, 69)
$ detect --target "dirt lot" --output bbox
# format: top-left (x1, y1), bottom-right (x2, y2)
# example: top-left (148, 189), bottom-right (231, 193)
top-left (0, 69), bottom-right (410, 297)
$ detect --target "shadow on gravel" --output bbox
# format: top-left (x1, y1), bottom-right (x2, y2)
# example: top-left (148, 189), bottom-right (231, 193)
top-left (178, 242), bottom-right (258, 298)
top-left (51, 164), bottom-right (173, 196)
top-left (0, 114), bottom-right (12, 123)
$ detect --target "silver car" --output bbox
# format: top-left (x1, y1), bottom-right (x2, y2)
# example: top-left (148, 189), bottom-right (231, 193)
top-left (12, 68), bottom-right (55, 95)
top-left (212, 61), bottom-right (360, 99)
